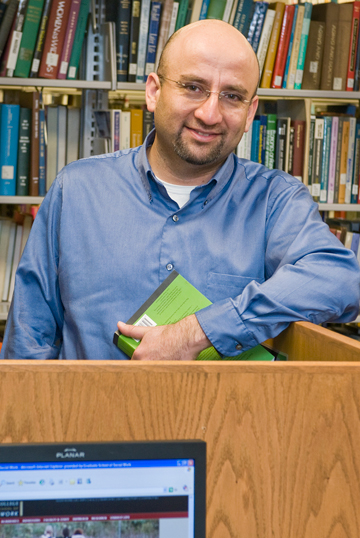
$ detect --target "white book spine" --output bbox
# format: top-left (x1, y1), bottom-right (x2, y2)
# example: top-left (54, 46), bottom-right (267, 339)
top-left (256, 10), bottom-right (276, 76)
top-left (2, 222), bottom-right (16, 303)
top-left (222, 0), bottom-right (234, 23)
top-left (8, 223), bottom-right (23, 303)
top-left (136, 0), bottom-right (152, 83)
top-left (327, 116), bottom-right (339, 204)
top-left (345, 117), bottom-right (357, 204)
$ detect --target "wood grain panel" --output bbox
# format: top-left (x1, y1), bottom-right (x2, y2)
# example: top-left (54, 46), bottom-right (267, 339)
top-left (1, 359), bottom-right (360, 537)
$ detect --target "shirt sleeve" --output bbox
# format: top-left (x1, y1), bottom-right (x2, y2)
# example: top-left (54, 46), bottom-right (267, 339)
top-left (1, 177), bottom-right (64, 359)
top-left (196, 181), bottom-right (360, 357)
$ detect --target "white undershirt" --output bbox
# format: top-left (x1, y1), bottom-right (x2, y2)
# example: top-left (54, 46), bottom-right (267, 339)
top-left (156, 177), bottom-right (196, 208)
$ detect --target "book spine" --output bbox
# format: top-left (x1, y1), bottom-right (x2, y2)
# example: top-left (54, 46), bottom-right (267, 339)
top-left (352, 121), bottom-right (360, 203)
top-left (271, 4), bottom-right (294, 89)
top-left (332, 4), bottom-right (353, 92)
top-left (338, 119), bottom-right (350, 204)
top-left (345, 116), bottom-right (356, 204)
top-left (233, 0), bottom-right (254, 36)
top-left (301, 21), bottom-right (325, 91)
top-left (29, 0), bottom-right (53, 78)
top-left (334, 117), bottom-right (344, 204)
top-left (38, 0), bottom-right (72, 79)
top-left (319, 4), bottom-right (338, 92)
top-left (29, 91), bottom-right (39, 196)
top-left (115, 0), bottom-right (131, 83)
top-left (142, 109), bottom-right (154, 142)
top-left (319, 116), bottom-right (332, 203)
top-left (222, 0), bottom-right (234, 23)
top-left (66, 0), bottom-right (90, 80)
top-left (251, 2), bottom-right (267, 54)
top-left (175, 0), bottom-right (188, 30)
top-left (2, 221), bottom-right (16, 302)
top-left (347, 1), bottom-right (360, 91)
top-left (120, 110), bottom-right (131, 150)
top-left (327, 115), bottom-right (339, 204)
top-left (0, 0), bottom-right (18, 57)
top-left (154, 0), bottom-right (173, 70)
top-left (286, 5), bottom-right (304, 90)
top-left (136, 0), bottom-right (151, 83)
top-left (16, 107), bottom-right (31, 196)
top-left (128, 0), bottom-right (141, 82)
top-left (256, 8), bottom-right (275, 77)
top-left (294, 1), bottom-right (312, 90)
top-left (291, 119), bottom-right (305, 182)
top-left (260, 2), bottom-right (285, 89)
top-left (258, 115), bottom-right (267, 165)
top-left (111, 110), bottom-right (121, 152)
top-left (275, 117), bottom-right (288, 172)
top-left (130, 108), bottom-right (143, 147)
top-left (250, 118), bottom-right (260, 163)
top-left (282, 4), bottom-right (297, 89)
top-left (38, 107), bottom-right (46, 196)
top-left (57, 0), bottom-right (81, 79)
top-left (199, 0), bottom-right (210, 20)
top-left (144, 1), bottom-right (161, 81)
top-left (6, 0), bottom-right (29, 77)
top-left (288, 125), bottom-right (294, 176)
top-left (167, 0), bottom-right (178, 37)
top-left (0, 104), bottom-right (20, 197)
top-left (307, 114), bottom-right (315, 194)
top-left (311, 117), bottom-right (324, 202)
top-left (13, 0), bottom-right (45, 78)
top-left (206, 0), bottom-right (226, 20)
top-left (264, 113), bottom-right (276, 169)
top-left (246, 1), bottom-right (262, 47)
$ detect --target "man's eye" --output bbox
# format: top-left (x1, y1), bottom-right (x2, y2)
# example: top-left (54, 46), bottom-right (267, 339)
top-left (223, 93), bottom-right (242, 102)
top-left (183, 83), bottom-right (203, 93)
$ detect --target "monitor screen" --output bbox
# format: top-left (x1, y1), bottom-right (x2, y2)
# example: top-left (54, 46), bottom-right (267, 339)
top-left (0, 441), bottom-right (206, 538)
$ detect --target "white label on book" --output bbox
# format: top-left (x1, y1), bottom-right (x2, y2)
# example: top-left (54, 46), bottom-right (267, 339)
top-left (7, 31), bottom-right (22, 70)
top-left (340, 173), bottom-right (347, 185)
top-left (320, 190), bottom-right (327, 202)
top-left (68, 66), bottom-right (76, 79)
top-left (46, 52), bottom-right (59, 67)
top-left (309, 61), bottom-right (318, 74)
top-left (353, 184), bottom-right (359, 195)
top-left (328, 191), bottom-right (334, 204)
top-left (295, 70), bottom-right (303, 85)
top-left (274, 75), bottom-right (282, 87)
top-left (31, 58), bottom-right (40, 73)
top-left (145, 63), bottom-right (155, 76)
top-left (348, 78), bottom-right (354, 89)
top-left (2, 166), bottom-right (14, 180)
top-left (288, 73), bottom-right (295, 87)
top-left (333, 77), bottom-right (342, 91)
top-left (129, 63), bottom-right (137, 75)
top-left (133, 314), bottom-right (157, 342)
top-left (59, 61), bottom-right (68, 75)
top-left (312, 183), bottom-right (320, 197)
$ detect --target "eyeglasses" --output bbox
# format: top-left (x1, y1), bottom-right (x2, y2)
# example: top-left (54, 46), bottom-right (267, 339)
top-left (158, 75), bottom-right (251, 110)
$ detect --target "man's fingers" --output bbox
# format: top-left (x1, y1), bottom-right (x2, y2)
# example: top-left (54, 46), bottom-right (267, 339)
top-left (117, 321), bottom-right (149, 340)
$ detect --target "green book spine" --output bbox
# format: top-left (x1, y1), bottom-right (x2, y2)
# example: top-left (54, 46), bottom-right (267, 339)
top-left (14, 0), bottom-right (46, 78)
top-left (175, 0), bottom-right (189, 31)
top-left (206, 0), bottom-right (226, 20)
top-left (113, 271), bottom-right (276, 361)
top-left (265, 113), bottom-right (277, 169)
top-left (16, 107), bottom-right (31, 196)
top-left (67, 0), bottom-right (91, 80)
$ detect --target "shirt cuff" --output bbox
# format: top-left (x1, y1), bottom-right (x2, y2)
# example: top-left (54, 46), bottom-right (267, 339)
top-left (195, 299), bottom-right (259, 357)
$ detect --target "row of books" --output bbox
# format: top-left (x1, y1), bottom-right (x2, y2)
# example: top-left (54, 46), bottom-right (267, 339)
top-left (308, 114), bottom-right (360, 204)
top-left (242, 0), bottom-right (360, 92)
top-left (237, 114), bottom-right (305, 181)
top-left (0, 0), bottom-right (90, 81)
top-left (0, 215), bottom-right (32, 306)
top-left (327, 217), bottom-right (360, 266)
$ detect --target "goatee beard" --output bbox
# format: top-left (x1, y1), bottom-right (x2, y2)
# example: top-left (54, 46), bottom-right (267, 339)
top-left (173, 129), bottom-right (226, 166)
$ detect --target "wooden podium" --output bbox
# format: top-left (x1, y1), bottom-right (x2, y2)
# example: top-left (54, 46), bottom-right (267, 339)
top-left (1, 321), bottom-right (360, 537)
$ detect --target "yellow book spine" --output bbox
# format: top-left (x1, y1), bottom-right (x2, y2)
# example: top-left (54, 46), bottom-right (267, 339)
top-left (286, 4), bottom-right (305, 90)
top-left (130, 108), bottom-right (144, 148)
top-left (260, 2), bottom-right (285, 89)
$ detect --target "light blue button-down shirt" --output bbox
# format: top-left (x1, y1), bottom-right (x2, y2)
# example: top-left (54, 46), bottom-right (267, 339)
top-left (2, 131), bottom-right (360, 359)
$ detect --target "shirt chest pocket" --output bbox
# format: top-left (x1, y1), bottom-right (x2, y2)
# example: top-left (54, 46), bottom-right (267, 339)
top-left (206, 272), bottom-right (263, 303)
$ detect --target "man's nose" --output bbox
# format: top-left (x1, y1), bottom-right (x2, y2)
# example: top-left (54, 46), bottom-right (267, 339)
top-left (193, 92), bottom-right (223, 125)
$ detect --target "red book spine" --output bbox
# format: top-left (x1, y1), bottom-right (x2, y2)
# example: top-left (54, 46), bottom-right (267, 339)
top-left (38, 0), bottom-right (72, 79)
top-left (346, 0), bottom-right (360, 91)
top-left (271, 4), bottom-right (295, 89)
top-left (57, 0), bottom-right (81, 79)
top-left (291, 119), bottom-right (306, 181)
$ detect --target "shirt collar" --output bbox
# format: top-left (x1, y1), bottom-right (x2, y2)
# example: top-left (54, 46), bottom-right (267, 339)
top-left (135, 129), bottom-right (237, 203)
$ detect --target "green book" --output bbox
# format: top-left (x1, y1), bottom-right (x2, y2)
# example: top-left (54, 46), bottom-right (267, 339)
top-left (113, 271), bottom-right (277, 361)
top-left (206, 0), bottom-right (226, 20)
top-left (14, 0), bottom-right (46, 78)
top-left (67, 0), bottom-right (91, 80)
top-left (265, 113), bottom-right (277, 170)
top-left (16, 108), bottom-right (31, 196)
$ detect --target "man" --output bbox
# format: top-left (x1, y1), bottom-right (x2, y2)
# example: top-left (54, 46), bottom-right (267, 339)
top-left (1, 20), bottom-right (359, 360)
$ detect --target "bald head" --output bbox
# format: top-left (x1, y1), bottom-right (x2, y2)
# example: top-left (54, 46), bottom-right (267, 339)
top-left (157, 20), bottom-right (260, 98)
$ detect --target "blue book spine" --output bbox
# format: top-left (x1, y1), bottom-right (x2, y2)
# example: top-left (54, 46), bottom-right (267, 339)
top-left (294, 2), bottom-right (312, 90)
top-left (199, 0), bottom-right (210, 19)
top-left (144, 2), bottom-right (162, 82)
top-left (233, 0), bottom-right (255, 35)
top-left (116, 0), bottom-right (132, 82)
top-left (0, 104), bottom-right (20, 196)
top-left (320, 116), bottom-right (332, 203)
top-left (351, 233), bottom-right (360, 255)
top-left (282, 4), bottom-right (298, 89)
top-left (250, 118), bottom-right (260, 162)
top-left (251, 2), bottom-right (268, 54)
top-left (247, 1), bottom-right (263, 46)
top-left (351, 121), bottom-right (360, 203)
top-left (136, 0), bottom-right (152, 83)
top-left (38, 108), bottom-right (46, 196)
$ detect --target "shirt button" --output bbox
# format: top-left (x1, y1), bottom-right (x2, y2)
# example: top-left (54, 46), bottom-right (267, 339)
top-left (235, 343), bottom-right (243, 351)
top-left (204, 200), bottom-right (208, 206)
top-left (166, 263), bottom-right (174, 271)
top-left (172, 215), bottom-right (179, 222)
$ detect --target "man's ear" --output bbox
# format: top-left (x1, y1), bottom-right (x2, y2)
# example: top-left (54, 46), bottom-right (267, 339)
top-left (244, 95), bottom-right (259, 133)
top-left (145, 73), bottom-right (161, 112)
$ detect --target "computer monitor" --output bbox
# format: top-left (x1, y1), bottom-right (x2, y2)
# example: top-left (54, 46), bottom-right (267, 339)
top-left (0, 440), bottom-right (206, 538)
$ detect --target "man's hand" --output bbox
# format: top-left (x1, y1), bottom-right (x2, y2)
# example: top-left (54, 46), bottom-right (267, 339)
top-left (117, 314), bottom-right (212, 361)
